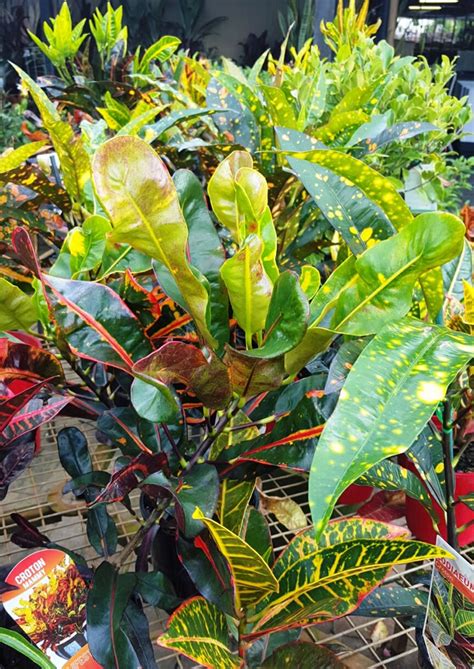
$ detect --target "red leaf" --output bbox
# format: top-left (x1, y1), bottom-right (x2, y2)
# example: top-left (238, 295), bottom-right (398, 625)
top-left (1, 395), bottom-right (71, 445)
top-left (93, 452), bottom-right (169, 504)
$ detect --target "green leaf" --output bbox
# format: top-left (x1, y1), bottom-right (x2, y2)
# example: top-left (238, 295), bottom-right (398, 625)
top-left (245, 271), bottom-right (309, 359)
top-left (208, 150), bottom-right (253, 241)
top-left (261, 641), bottom-right (345, 668)
top-left (13, 65), bottom-right (90, 205)
top-left (249, 535), bottom-right (451, 636)
top-left (145, 107), bottom-right (219, 142)
top-left (0, 278), bottom-right (38, 331)
top-left (261, 85), bottom-right (298, 129)
top-left (276, 131), bottom-right (412, 229)
top-left (157, 597), bottom-right (241, 669)
top-left (44, 275), bottom-right (151, 371)
top-left (193, 508), bottom-right (278, 610)
top-left (87, 562), bottom-right (138, 669)
top-left (218, 479), bottom-right (255, 535)
top-left (355, 584), bottom-right (428, 617)
top-left (135, 571), bottom-right (181, 609)
top-left (300, 265), bottom-right (320, 300)
top-left (0, 628), bottom-right (55, 669)
top-left (454, 609), bottom-right (474, 636)
top-left (220, 234), bottom-right (272, 340)
top-left (0, 141), bottom-right (48, 173)
top-left (174, 169), bottom-right (229, 351)
top-left (51, 215), bottom-right (111, 278)
top-left (176, 465), bottom-right (220, 538)
top-left (309, 317), bottom-right (474, 537)
top-left (332, 212), bottom-right (464, 335)
top-left (443, 239), bottom-right (472, 304)
top-left (315, 110), bottom-right (369, 145)
top-left (93, 136), bottom-right (215, 346)
top-left (243, 507), bottom-right (273, 564)
top-left (135, 35), bottom-right (181, 72)
top-left (288, 156), bottom-right (396, 254)
top-left (131, 377), bottom-right (178, 423)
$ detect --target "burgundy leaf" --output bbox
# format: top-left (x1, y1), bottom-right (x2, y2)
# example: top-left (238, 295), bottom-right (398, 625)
top-left (0, 437), bottom-right (35, 500)
top-left (0, 378), bottom-right (51, 432)
top-left (12, 227), bottom-right (42, 277)
top-left (1, 394), bottom-right (71, 445)
top-left (10, 512), bottom-right (51, 548)
top-left (93, 452), bottom-right (169, 504)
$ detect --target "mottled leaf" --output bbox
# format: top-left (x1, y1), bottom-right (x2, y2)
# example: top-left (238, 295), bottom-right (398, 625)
top-left (218, 479), bottom-right (255, 535)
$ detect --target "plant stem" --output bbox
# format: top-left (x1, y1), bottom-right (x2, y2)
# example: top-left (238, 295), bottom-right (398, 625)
top-left (442, 399), bottom-right (458, 550)
top-left (61, 346), bottom-right (113, 408)
top-left (184, 398), bottom-right (240, 473)
top-left (112, 500), bottom-right (168, 569)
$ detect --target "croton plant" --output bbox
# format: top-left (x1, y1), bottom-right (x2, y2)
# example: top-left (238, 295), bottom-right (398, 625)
top-left (0, 4), bottom-right (473, 669)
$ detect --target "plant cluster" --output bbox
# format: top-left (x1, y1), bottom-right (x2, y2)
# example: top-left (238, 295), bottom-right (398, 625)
top-left (0, 2), bottom-right (473, 668)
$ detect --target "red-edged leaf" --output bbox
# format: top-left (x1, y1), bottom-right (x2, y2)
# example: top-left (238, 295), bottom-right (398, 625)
top-left (0, 436), bottom-right (35, 500)
top-left (222, 398), bottom-right (324, 471)
top-left (133, 341), bottom-right (231, 409)
top-left (0, 339), bottom-right (64, 383)
top-left (0, 379), bottom-right (51, 432)
top-left (43, 275), bottom-right (152, 371)
top-left (10, 512), bottom-right (51, 548)
top-left (1, 395), bottom-right (71, 445)
top-left (93, 452), bottom-right (169, 504)
top-left (11, 227), bottom-right (42, 277)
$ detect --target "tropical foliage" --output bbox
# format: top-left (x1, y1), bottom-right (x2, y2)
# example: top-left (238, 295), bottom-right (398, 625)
top-left (0, 1), bottom-right (472, 667)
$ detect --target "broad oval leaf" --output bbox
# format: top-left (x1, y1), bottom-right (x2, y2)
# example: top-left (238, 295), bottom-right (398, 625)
top-left (44, 275), bottom-right (151, 371)
top-left (309, 317), bottom-right (474, 537)
top-left (224, 346), bottom-right (286, 397)
top-left (193, 508), bottom-right (278, 610)
top-left (332, 212), bottom-right (464, 335)
top-left (157, 597), bottom-right (241, 669)
top-left (0, 278), bottom-right (38, 331)
top-left (208, 150), bottom-right (253, 240)
top-left (93, 136), bottom-right (214, 346)
top-left (220, 234), bottom-right (272, 339)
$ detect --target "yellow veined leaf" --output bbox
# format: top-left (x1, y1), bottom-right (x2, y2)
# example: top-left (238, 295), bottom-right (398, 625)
top-left (157, 597), bottom-right (242, 669)
top-left (463, 280), bottom-right (474, 325)
top-left (12, 65), bottom-right (90, 205)
top-left (218, 479), bottom-right (255, 536)
top-left (192, 508), bottom-right (278, 610)
top-left (249, 536), bottom-right (452, 635)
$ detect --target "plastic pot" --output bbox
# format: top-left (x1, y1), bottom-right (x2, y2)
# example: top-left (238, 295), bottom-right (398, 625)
top-left (400, 456), bottom-right (474, 547)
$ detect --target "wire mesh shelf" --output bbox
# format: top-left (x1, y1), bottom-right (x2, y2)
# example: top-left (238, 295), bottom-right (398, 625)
top-left (1, 416), bottom-right (472, 669)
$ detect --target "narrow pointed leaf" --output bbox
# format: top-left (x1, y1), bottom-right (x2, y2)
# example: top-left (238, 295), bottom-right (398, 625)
top-left (193, 508), bottom-right (278, 610)
top-left (288, 157), bottom-right (396, 254)
top-left (157, 597), bottom-right (242, 669)
top-left (250, 537), bottom-right (451, 635)
top-left (218, 479), bottom-right (255, 535)
top-left (309, 318), bottom-right (474, 537)
top-left (93, 136), bottom-right (214, 346)
top-left (0, 141), bottom-right (48, 173)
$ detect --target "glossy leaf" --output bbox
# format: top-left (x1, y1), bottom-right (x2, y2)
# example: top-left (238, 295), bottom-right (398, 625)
top-left (0, 278), bottom-right (38, 331)
top-left (44, 275), bottom-right (151, 371)
top-left (332, 213), bottom-right (464, 335)
top-left (261, 641), bottom-right (345, 668)
top-left (261, 85), bottom-right (298, 129)
top-left (243, 507), bottom-right (273, 564)
top-left (51, 216), bottom-right (111, 278)
top-left (130, 377), bottom-right (179, 424)
top-left (277, 129), bottom-right (412, 229)
top-left (122, 599), bottom-right (156, 669)
top-left (207, 150), bottom-right (253, 240)
top-left (145, 107), bottom-right (218, 142)
top-left (133, 342), bottom-right (231, 410)
top-left (1, 395), bottom-right (71, 444)
top-left (0, 141), bottom-right (48, 173)
top-left (443, 239), bottom-right (472, 304)
top-left (245, 271), bottom-right (309, 358)
top-left (224, 398), bottom-right (324, 471)
top-left (224, 345), bottom-right (286, 397)
top-left (300, 265), bottom-right (320, 300)
top-left (157, 597), bottom-right (241, 669)
top-left (135, 571), bottom-right (181, 609)
top-left (245, 629), bottom-right (301, 668)
top-left (355, 584), bottom-right (428, 617)
top-left (175, 465), bottom-right (220, 538)
top-left (193, 508), bottom-right (278, 610)
top-left (174, 169), bottom-right (229, 350)
top-left (309, 318), bottom-right (474, 537)
top-left (288, 157), bottom-right (396, 254)
top-left (317, 518), bottom-right (408, 548)
top-left (249, 536), bottom-right (451, 636)
top-left (220, 234), bottom-right (272, 338)
top-left (94, 453), bottom-right (168, 504)
top-left (0, 380), bottom-right (49, 433)
top-left (0, 628), bottom-right (55, 669)
top-left (93, 136), bottom-right (214, 346)
top-left (218, 479), bottom-right (255, 536)
top-left (0, 341), bottom-right (63, 384)
top-left (353, 121), bottom-right (438, 155)
top-left (87, 562), bottom-right (138, 669)
top-left (13, 66), bottom-right (90, 204)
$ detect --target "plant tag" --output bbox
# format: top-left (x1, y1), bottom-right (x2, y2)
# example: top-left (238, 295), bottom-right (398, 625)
top-left (422, 536), bottom-right (474, 669)
top-left (2, 548), bottom-right (100, 668)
